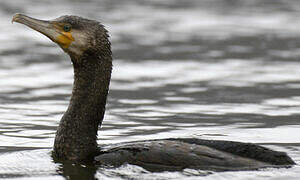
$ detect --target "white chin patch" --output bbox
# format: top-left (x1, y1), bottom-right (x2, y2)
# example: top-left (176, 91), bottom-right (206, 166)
top-left (67, 43), bottom-right (84, 56)
top-left (67, 30), bottom-right (89, 56)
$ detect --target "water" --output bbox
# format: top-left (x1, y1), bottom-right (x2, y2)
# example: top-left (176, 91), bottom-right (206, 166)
top-left (0, 0), bottom-right (300, 179)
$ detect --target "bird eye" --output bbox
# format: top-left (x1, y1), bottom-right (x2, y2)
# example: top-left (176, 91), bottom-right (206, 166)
top-left (63, 24), bottom-right (71, 32)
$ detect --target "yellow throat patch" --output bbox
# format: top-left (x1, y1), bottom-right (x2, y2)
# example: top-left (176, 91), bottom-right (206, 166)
top-left (57, 31), bottom-right (74, 49)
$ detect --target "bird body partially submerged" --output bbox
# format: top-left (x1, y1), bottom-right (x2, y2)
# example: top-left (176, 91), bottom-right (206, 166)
top-left (12, 13), bottom-right (295, 171)
top-left (96, 138), bottom-right (294, 172)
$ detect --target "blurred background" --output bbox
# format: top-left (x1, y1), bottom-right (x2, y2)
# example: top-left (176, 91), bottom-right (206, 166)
top-left (0, 0), bottom-right (300, 179)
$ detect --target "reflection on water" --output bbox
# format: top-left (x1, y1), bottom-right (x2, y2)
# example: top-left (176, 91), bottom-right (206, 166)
top-left (0, 0), bottom-right (300, 179)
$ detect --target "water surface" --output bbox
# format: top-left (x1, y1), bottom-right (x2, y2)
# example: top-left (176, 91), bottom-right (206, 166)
top-left (0, 0), bottom-right (300, 179)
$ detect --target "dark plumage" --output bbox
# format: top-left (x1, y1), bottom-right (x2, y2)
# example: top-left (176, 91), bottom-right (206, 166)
top-left (52, 16), bottom-right (112, 161)
top-left (12, 13), bottom-right (295, 171)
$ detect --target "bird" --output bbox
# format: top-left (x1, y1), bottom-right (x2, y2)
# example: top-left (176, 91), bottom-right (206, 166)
top-left (12, 13), bottom-right (295, 172)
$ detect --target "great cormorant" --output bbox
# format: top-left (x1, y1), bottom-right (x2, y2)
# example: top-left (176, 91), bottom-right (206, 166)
top-left (12, 13), bottom-right (295, 172)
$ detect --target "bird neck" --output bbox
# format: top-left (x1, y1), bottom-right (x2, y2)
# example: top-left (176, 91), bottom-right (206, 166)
top-left (53, 52), bottom-right (112, 162)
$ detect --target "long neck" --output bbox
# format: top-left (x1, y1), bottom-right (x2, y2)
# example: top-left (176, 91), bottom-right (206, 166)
top-left (53, 52), bottom-right (112, 162)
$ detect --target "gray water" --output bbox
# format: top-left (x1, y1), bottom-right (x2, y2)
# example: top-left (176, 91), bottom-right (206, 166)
top-left (0, 0), bottom-right (300, 179)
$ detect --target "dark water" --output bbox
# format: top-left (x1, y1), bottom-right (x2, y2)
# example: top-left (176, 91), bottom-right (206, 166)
top-left (0, 0), bottom-right (300, 179)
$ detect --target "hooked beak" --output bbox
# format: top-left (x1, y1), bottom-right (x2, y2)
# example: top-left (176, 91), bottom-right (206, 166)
top-left (12, 13), bottom-right (74, 49)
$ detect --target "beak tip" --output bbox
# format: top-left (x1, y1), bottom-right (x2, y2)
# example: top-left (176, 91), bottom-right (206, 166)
top-left (12, 13), bottom-right (25, 24)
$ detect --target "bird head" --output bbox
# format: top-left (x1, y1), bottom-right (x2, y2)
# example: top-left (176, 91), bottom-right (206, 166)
top-left (12, 14), bottom-right (110, 60)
